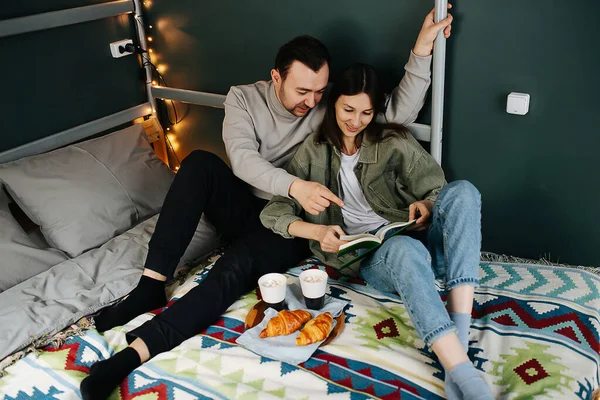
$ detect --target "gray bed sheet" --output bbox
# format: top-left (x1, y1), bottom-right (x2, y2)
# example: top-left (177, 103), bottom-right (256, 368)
top-left (0, 214), bottom-right (220, 360)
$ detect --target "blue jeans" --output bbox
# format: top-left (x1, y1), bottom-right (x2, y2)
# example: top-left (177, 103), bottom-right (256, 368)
top-left (359, 180), bottom-right (481, 346)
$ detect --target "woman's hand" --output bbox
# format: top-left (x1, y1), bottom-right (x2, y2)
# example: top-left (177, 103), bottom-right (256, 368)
top-left (316, 225), bottom-right (348, 253)
top-left (407, 200), bottom-right (434, 231)
top-left (413, 3), bottom-right (453, 57)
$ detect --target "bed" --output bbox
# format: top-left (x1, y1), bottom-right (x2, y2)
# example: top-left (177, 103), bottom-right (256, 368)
top-left (1, 253), bottom-right (598, 399)
top-left (0, 1), bottom-right (598, 399)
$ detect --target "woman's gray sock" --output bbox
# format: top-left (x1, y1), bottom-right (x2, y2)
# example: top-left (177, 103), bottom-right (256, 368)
top-left (444, 313), bottom-right (472, 399)
top-left (448, 361), bottom-right (493, 400)
top-left (449, 312), bottom-right (471, 350)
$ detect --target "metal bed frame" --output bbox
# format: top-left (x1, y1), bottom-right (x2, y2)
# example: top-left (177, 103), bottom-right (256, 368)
top-left (0, 0), bottom-right (447, 165)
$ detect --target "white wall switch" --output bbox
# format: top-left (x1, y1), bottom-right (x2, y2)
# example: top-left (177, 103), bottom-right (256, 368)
top-left (109, 39), bottom-right (134, 58)
top-left (506, 92), bottom-right (530, 115)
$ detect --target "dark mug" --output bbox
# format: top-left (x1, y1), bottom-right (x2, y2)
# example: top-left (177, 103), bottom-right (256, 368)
top-left (303, 295), bottom-right (325, 310)
top-left (299, 269), bottom-right (328, 310)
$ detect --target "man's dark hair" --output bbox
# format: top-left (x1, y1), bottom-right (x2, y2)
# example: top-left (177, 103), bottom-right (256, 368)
top-left (274, 35), bottom-right (331, 80)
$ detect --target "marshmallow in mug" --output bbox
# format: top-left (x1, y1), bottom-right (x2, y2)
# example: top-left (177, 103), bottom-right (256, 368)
top-left (299, 269), bottom-right (328, 299)
top-left (258, 273), bottom-right (287, 304)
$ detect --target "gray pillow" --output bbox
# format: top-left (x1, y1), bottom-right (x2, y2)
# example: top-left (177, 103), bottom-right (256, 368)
top-left (0, 187), bottom-right (68, 292)
top-left (0, 124), bottom-right (175, 257)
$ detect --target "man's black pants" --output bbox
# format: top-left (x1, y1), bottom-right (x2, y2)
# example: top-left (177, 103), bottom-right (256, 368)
top-left (128, 150), bottom-right (309, 356)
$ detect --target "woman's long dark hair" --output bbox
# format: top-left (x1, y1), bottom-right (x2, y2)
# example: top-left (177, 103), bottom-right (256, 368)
top-left (316, 63), bottom-right (410, 150)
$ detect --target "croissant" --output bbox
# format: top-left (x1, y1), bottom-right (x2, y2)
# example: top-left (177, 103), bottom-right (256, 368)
top-left (259, 309), bottom-right (312, 338)
top-left (296, 312), bottom-right (334, 346)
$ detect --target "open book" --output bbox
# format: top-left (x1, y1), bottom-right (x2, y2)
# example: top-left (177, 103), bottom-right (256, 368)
top-left (337, 220), bottom-right (417, 268)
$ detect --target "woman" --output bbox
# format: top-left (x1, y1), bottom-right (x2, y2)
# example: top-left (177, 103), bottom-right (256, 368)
top-left (260, 64), bottom-right (493, 400)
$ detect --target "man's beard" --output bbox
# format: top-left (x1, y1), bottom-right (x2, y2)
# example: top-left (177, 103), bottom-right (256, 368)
top-left (279, 87), bottom-right (311, 117)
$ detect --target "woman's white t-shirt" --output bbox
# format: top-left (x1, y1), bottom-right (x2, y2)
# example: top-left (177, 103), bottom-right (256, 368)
top-left (338, 150), bottom-right (390, 235)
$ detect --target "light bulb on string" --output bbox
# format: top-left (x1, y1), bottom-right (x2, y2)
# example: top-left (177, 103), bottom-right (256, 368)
top-left (164, 133), bottom-right (181, 168)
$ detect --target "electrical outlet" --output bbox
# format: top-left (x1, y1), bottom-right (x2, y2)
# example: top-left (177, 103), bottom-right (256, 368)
top-left (141, 117), bottom-right (164, 143)
top-left (506, 92), bottom-right (530, 115)
top-left (110, 39), bottom-right (134, 58)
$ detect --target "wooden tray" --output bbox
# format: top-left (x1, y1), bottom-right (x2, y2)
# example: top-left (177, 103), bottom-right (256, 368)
top-left (244, 300), bottom-right (345, 346)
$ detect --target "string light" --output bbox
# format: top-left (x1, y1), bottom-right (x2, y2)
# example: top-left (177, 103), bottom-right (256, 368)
top-left (165, 133), bottom-right (182, 172)
top-left (140, 18), bottom-right (181, 172)
top-left (166, 134), bottom-right (180, 151)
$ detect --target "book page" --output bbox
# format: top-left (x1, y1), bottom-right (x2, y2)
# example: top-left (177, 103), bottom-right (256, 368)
top-left (339, 233), bottom-right (377, 242)
top-left (375, 219), bottom-right (417, 241)
top-left (338, 236), bottom-right (382, 257)
top-left (338, 234), bottom-right (381, 253)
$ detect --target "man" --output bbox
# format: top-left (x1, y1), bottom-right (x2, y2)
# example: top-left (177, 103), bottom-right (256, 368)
top-left (81, 8), bottom-right (453, 399)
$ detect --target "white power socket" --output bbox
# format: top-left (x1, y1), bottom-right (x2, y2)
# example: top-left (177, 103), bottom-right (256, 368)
top-left (109, 39), bottom-right (134, 58)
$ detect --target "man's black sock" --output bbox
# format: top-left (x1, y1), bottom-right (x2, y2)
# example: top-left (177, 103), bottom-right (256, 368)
top-left (94, 275), bottom-right (167, 332)
top-left (80, 347), bottom-right (141, 400)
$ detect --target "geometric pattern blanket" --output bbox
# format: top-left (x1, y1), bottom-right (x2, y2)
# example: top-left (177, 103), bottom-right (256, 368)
top-left (0, 258), bottom-right (598, 399)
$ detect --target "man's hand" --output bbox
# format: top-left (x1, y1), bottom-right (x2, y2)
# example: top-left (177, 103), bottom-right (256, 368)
top-left (407, 200), bottom-right (434, 231)
top-left (413, 3), bottom-right (453, 57)
top-left (289, 179), bottom-right (344, 216)
top-left (316, 225), bottom-right (348, 253)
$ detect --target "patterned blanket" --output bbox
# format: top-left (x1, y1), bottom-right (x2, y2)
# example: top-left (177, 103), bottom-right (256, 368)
top-left (0, 258), bottom-right (598, 399)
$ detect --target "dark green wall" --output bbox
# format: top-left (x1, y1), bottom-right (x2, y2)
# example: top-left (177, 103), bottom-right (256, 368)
top-left (148, 1), bottom-right (598, 266)
top-left (146, 0), bottom-right (432, 161)
top-left (0, 1), bottom-right (147, 152)
top-left (443, 1), bottom-right (599, 265)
